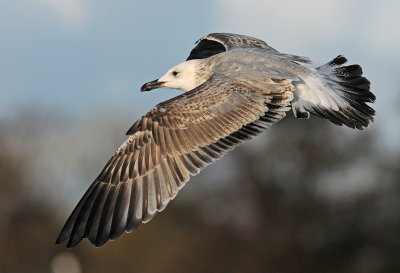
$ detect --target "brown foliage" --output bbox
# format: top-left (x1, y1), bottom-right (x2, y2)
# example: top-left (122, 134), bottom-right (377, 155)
top-left (1, 113), bottom-right (399, 273)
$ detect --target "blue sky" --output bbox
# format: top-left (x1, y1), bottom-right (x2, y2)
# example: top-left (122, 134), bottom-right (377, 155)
top-left (0, 0), bottom-right (216, 116)
top-left (1, 0), bottom-right (399, 148)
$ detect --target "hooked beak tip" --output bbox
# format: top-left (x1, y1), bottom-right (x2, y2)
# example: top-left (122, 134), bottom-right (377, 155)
top-left (140, 79), bottom-right (165, 92)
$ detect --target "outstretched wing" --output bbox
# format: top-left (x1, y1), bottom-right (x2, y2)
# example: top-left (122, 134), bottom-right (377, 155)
top-left (56, 76), bottom-right (294, 248)
top-left (187, 33), bottom-right (278, 60)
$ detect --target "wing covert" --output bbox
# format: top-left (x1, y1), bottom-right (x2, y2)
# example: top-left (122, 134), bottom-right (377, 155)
top-left (56, 76), bottom-right (294, 247)
top-left (187, 33), bottom-right (278, 60)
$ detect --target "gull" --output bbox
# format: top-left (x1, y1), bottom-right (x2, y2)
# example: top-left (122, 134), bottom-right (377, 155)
top-left (56, 33), bottom-right (376, 248)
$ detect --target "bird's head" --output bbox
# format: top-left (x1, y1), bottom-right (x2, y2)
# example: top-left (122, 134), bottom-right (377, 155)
top-left (140, 60), bottom-right (207, 92)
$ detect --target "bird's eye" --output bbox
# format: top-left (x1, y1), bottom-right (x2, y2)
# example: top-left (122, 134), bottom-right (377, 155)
top-left (172, 71), bottom-right (179, 77)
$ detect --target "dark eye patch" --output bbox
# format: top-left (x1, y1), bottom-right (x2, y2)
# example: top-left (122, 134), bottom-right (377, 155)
top-left (172, 71), bottom-right (179, 76)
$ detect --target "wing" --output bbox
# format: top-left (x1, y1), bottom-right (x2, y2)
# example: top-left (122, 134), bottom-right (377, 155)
top-left (186, 33), bottom-right (278, 60)
top-left (291, 56), bottom-right (376, 129)
top-left (56, 76), bottom-right (294, 248)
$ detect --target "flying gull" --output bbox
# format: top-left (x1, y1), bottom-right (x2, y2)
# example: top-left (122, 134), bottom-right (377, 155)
top-left (56, 33), bottom-right (376, 248)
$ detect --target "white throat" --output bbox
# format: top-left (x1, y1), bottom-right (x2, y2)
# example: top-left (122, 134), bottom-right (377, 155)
top-left (159, 59), bottom-right (210, 92)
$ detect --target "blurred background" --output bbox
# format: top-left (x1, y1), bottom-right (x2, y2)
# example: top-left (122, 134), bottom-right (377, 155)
top-left (1, 1), bottom-right (399, 272)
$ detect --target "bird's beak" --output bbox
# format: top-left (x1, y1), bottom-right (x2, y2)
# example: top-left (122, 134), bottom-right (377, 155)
top-left (140, 79), bottom-right (166, 92)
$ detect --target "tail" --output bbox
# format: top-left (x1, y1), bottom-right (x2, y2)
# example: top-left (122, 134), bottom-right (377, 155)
top-left (292, 55), bottom-right (376, 129)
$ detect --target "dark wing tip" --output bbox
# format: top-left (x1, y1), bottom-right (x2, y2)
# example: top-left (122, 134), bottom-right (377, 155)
top-left (55, 231), bottom-right (68, 245)
top-left (186, 39), bottom-right (226, 60)
top-left (67, 236), bottom-right (83, 248)
top-left (187, 33), bottom-right (278, 61)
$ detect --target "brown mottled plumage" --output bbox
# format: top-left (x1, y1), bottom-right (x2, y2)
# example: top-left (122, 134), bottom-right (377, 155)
top-left (56, 33), bottom-right (375, 248)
